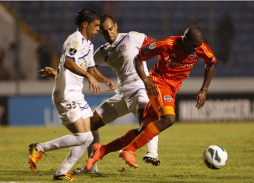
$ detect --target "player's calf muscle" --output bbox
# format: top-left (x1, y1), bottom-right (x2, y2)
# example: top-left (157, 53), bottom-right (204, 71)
top-left (155, 115), bottom-right (175, 131)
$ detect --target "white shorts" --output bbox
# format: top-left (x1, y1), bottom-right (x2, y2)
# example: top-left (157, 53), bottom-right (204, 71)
top-left (53, 98), bottom-right (93, 125)
top-left (95, 88), bottom-right (149, 124)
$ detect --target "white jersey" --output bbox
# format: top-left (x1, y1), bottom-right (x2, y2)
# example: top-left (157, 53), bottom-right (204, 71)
top-left (94, 31), bottom-right (149, 96)
top-left (53, 30), bottom-right (96, 101)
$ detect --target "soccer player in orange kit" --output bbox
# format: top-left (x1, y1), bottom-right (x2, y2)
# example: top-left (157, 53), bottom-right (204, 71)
top-left (87, 26), bottom-right (217, 169)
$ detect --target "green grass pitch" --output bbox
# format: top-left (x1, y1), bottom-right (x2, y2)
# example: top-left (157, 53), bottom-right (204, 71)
top-left (0, 122), bottom-right (253, 182)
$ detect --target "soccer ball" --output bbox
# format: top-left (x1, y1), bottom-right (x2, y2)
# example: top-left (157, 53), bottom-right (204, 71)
top-left (203, 145), bottom-right (228, 169)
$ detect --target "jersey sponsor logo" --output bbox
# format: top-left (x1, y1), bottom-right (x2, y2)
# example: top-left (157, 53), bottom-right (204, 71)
top-left (188, 52), bottom-right (196, 59)
top-left (133, 77), bottom-right (140, 82)
top-left (143, 46), bottom-right (149, 55)
top-left (166, 61), bottom-right (194, 68)
top-left (120, 44), bottom-right (127, 52)
top-left (80, 60), bottom-right (88, 70)
top-left (123, 55), bottom-right (130, 66)
top-left (164, 95), bottom-right (172, 102)
top-left (69, 48), bottom-right (77, 55)
top-left (149, 42), bottom-right (156, 49)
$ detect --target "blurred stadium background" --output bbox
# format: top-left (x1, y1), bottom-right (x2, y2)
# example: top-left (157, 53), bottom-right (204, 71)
top-left (0, 1), bottom-right (253, 126)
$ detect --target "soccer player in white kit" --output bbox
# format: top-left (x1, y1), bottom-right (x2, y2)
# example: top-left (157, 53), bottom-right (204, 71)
top-left (28, 8), bottom-right (114, 181)
top-left (38, 15), bottom-right (160, 173)
top-left (86, 15), bottom-right (160, 171)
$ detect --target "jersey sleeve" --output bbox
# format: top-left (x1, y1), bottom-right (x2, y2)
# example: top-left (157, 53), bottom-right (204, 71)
top-left (129, 31), bottom-right (148, 48)
top-left (139, 39), bottom-right (168, 61)
top-left (93, 46), bottom-right (110, 66)
top-left (87, 44), bottom-right (96, 68)
top-left (64, 36), bottom-right (82, 62)
top-left (199, 43), bottom-right (217, 66)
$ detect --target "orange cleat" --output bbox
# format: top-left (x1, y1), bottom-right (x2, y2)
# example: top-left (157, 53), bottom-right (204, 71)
top-left (53, 173), bottom-right (76, 181)
top-left (119, 149), bottom-right (138, 168)
top-left (28, 143), bottom-right (43, 171)
top-left (86, 143), bottom-right (105, 171)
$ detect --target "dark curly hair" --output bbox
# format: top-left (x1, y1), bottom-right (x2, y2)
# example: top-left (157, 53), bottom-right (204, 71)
top-left (75, 7), bottom-right (100, 27)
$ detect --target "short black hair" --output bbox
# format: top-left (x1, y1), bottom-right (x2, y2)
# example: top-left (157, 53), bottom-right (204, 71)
top-left (75, 7), bottom-right (100, 27)
top-left (100, 14), bottom-right (115, 24)
top-left (184, 26), bottom-right (204, 42)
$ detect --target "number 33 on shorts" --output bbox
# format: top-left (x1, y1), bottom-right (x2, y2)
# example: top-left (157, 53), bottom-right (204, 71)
top-left (65, 100), bottom-right (93, 123)
top-left (67, 101), bottom-right (76, 110)
top-left (66, 101), bottom-right (78, 121)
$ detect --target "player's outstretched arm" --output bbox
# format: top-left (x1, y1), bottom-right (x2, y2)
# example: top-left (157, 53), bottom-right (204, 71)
top-left (39, 67), bottom-right (56, 78)
top-left (134, 54), bottom-right (157, 97)
top-left (64, 58), bottom-right (101, 94)
top-left (87, 67), bottom-right (115, 91)
top-left (196, 64), bottom-right (215, 109)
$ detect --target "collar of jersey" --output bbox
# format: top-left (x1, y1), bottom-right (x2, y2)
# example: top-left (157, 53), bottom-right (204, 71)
top-left (75, 30), bottom-right (93, 58)
top-left (77, 30), bottom-right (90, 45)
top-left (105, 33), bottom-right (128, 62)
top-left (111, 33), bottom-right (124, 46)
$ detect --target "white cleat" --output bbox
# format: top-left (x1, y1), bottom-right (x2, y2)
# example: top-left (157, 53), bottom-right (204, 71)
top-left (73, 165), bottom-right (99, 174)
top-left (84, 165), bottom-right (99, 174)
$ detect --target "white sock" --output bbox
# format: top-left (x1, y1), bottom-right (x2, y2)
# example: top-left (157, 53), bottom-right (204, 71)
top-left (55, 131), bottom-right (94, 175)
top-left (147, 135), bottom-right (159, 157)
top-left (36, 132), bottom-right (92, 152)
top-left (86, 130), bottom-right (100, 169)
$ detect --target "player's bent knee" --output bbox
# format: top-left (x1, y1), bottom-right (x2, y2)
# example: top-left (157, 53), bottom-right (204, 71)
top-left (134, 127), bottom-right (144, 136)
top-left (164, 114), bottom-right (176, 127)
top-left (86, 132), bottom-right (94, 145)
top-left (160, 114), bottom-right (175, 129)
top-left (75, 132), bottom-right (94, 145)
top-left (90, 112), bottom-right (105, 131)
top-left (158, 106), bottom-right (175, 128)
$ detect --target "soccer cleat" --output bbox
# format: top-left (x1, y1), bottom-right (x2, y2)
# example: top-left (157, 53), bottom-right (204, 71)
top-left (84, 165), bottom-right (99, 174)
top-left (53, 173), bottom-right (76, 181)
top-left (143, 152), bottom-right (161, 167)
top-left (28, 143), bottom-right (43, 171)
top-left (86, 143), bottom-right (105, 171)
top-left (72, 165), bottom-right (85, 175)
top-left (119, 149), bottom-right (138, 168)
top-left (72, 165), bottom-right (99, 174)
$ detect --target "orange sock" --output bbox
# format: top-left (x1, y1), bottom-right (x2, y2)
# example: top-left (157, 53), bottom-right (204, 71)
top-left (124, 122), bottom-right (160, 152)
top-left (103, 129), bottom-right (137, 155)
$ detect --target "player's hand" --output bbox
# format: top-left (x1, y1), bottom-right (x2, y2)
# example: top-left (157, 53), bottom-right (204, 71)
top-left (144, 79), bottom-right (157, 97)
top-left (39, 67), bottom-right (56, 78)
top-left (196, 89), bottom-right (207, 109)
top-left (87, 74), bottom-right (101, 94)
top-left (106, 80), bottom-right (115, 91)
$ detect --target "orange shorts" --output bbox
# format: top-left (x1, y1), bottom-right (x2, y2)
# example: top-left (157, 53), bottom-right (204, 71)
top-left (142, 82), bottom-right (175, 126)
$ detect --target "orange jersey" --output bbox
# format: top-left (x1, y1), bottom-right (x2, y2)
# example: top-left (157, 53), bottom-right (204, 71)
top-left (139, 35), bottom-right (217, 94)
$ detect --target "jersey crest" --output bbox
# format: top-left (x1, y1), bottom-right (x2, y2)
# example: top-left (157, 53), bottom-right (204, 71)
top-left (170, 53), bottom-right (176, 58)
top-left (164, 95), bottom-right (172, 102)
top-left (120, 44), bottom-right (127, 52)
top-left (188, 52), bottom-right (196, 59)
